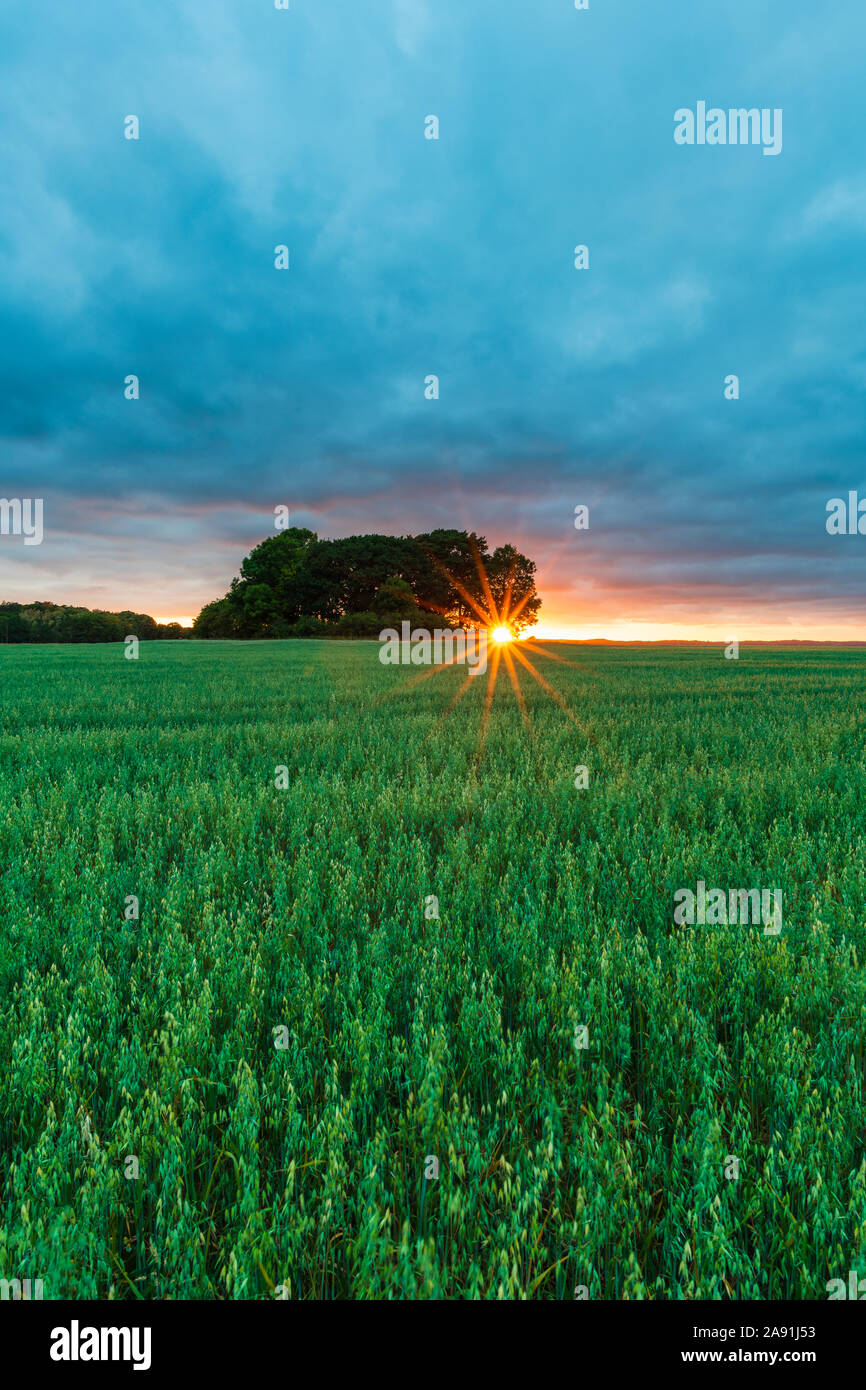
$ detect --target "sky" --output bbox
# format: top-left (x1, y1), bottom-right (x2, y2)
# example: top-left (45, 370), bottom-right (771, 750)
top-left (1, 0), bottom-right (865, 639)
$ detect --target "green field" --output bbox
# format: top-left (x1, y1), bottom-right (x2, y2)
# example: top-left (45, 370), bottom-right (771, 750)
top-left (1, 640), bottom-right (865, 1299)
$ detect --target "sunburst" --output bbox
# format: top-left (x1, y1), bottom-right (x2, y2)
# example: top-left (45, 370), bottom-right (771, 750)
top-left (383, 537), bottom-right (588, 749)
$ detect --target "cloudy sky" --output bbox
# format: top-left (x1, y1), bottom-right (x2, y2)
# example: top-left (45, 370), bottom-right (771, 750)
top-left (1, 0), bottom-right (864, 637)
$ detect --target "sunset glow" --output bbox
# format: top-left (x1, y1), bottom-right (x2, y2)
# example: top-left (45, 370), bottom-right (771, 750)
top-left (527, 619), bottom-right (866, 644)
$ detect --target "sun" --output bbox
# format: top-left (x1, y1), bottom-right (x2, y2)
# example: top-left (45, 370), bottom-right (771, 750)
top-left (382, 535), bottom-right (586, 751)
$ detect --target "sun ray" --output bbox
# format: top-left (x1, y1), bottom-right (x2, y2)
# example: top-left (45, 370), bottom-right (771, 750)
top-left (503, 532), bottom-right (584, 629)
top-left (500, 561), bottom-right (517, 628)
top-left (478, 642), bottom-right (502, 748)
top-left (417, 543), bottom-right (495, 629)
top-left (470, 534), bottom-right (501, 627)
top-left (429, 668), bottom-right (478, 732)
top-left (501, 644), bottom-right (532, 729)
top-left (509, 643), bottom-right (584, 728)
top-left (521, 642), bottom-right (586, 670)
top-left (504, 584), bottom-right (536, 626)
top-left (515, 531), bottom-right (590, 612)
top-left (371, 541), bottom-right (593, 745)
top-left (376, 647), bottom-right (470, 703)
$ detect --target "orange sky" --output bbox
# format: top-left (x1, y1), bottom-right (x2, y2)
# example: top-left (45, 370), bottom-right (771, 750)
top-left (518, 581), bottom-right (866, 643)
top-left (153, 614), bottom-right (866, 642)
top-left (528, 622), bottom-right (866, 642)
top-left (93, 539), bottom-right (866, 643)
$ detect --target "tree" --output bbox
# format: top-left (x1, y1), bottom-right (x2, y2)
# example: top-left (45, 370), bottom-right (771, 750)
top-left (228, 527), bottom-right (318, 634)
top-left (0, 601), bottom-right (174, 643)
top-left (486, 545), bottom-right (541, 634)
top-left (117, 611), bottom-right (159, 640)
top-left (412, 530), bottom-right (490, 624)
top-left (193, 598), bottom-right (238, 638)
top-left (292, 535), bottom-right (420, 622)
top-left (193, 527), bottom-right (542, 638)
top-left (372, 576), bottom-right (428, 624)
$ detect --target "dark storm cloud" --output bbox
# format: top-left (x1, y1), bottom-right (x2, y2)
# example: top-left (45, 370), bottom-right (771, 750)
top-left (1, 0), bottom-right (864, 625)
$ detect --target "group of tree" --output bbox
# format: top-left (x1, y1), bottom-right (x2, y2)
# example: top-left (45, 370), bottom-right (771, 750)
top-left (193, 528), bottom-right (541, 639)
top-left (0, 602), bottom-right (187, 644)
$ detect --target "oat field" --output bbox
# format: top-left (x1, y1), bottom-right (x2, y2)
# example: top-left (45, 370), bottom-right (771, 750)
top-left (1, 640), bottom-right (864, 1299)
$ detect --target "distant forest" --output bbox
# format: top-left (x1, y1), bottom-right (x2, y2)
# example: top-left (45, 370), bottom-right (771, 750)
top-left (0, 602), bottom-right (187, 644)
top-left (193, 527), bottom-right (541, 639)
top-left (0, 528), bottom-right (541, 643)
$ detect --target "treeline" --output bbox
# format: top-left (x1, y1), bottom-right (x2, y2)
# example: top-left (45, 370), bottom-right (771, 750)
top-left (0, 602), bottom-right (187, 644)
top-left (0, 529), bottom-right (542, 644)
top-left (193, 528), bottom-right (541, 639)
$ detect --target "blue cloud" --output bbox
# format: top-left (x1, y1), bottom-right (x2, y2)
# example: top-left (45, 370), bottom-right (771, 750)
top-left (0, 0), bottom-right (864, 626)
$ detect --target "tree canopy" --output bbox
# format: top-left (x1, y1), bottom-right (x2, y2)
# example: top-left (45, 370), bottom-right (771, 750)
top-left (0, 602), bottom-right (186, 644)
top-left (193, 528), bottom-right (541, 639)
